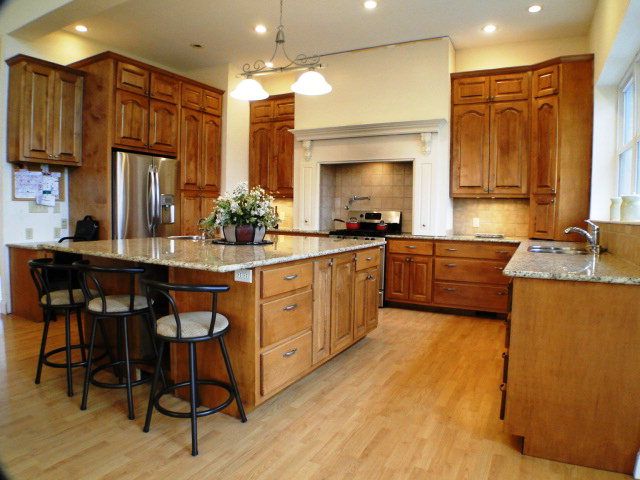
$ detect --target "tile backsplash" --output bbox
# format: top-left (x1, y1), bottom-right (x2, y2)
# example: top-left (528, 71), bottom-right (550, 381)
top-left (319, 162), bottom-right (413, 232)
top-left (597, 221), bottom-right (640, 266)
top-left (273, 198), bottom-right (294, 229)
top-left (453, 198), bottom-right (529, 237)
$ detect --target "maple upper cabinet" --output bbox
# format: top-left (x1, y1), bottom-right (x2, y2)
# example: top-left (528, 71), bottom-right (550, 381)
top-left (180, 108), bottom-right (221, 193)
top-left (115, 89), bottom-right (149, 149)
top-left (249, 93), bottom-right (295, 198)
top-left (451, 71), bottom-right (529, 198)
top-left (7, 55), bottom-right (84, 166)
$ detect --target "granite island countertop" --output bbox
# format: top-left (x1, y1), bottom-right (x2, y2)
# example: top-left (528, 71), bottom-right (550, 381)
top-left (503, 239), bottom-right (640, 285)
top-left (41, 235), bottom-right (385, 273)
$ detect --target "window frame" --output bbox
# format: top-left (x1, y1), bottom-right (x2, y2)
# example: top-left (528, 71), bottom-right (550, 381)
top-left (617, 55), bottom-right (640, 196)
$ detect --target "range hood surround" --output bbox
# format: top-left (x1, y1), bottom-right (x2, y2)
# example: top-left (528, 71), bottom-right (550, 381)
top-left (292, 120), bottom-right (452, 235)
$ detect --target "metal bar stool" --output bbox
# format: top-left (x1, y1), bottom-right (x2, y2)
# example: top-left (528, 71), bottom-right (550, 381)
top-left (141, 279), bottom-right (247, 456)
top-left (29, 258), bottom-right (98, 396)
top-left (74, 261), bottom-right (162, 420)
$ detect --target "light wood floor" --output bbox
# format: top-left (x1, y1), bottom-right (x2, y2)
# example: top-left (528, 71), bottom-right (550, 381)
top-left (0, 309), bottom-right (627, 480)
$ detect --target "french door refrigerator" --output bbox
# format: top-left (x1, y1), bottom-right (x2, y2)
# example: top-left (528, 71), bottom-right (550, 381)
top-left (112, 151), bottom-right (180, 239)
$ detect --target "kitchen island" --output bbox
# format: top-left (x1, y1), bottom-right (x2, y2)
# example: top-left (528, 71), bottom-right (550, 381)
top-left (44, 235), bottom-right (385, 414)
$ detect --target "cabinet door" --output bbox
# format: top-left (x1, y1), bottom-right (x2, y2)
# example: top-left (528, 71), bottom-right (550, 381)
top-left (150, 72), bottom-right (180, 104)
top-left (181, 83), bottom-right (203, 110)
top-left (330, 254), bottom-right (355, 354)
top-left (149, 99), bottom-right (178, 153)
top-left (529, 194), bottom-right (556, 239)
top-left (179, 108), bottom-right (202, 190)
top-left (408, 256), bottom-right (432, 304)
top-left (273, 95), bottom-right (295, 120)
top-left (384, 254), bottom-right (410, 302)
top-left (51, 70), bottom-right (82, 164)
top-left (180, 191), bottom-right (202, 235)
top-left (22, 62), bottom-right (54, 161)
top-left (250, 99), bottom-right (273, 122)
top-left (200, 192), bottom-right (217, 219)
top-left (249, 123), bottom-right (272, 190)
top-left (533, 65), bottom-right (559, 97)
top-left (490, 72), bottom-right (530, 102)
top-left (203, 89), bottom-right (222, 115)
top-left (489, 100), bottom-right (529, 196)
top-left (116, 61), bottom-right (149, 95)
top-left (312, 258), bottom-right (333, 364)
top-left (354, 270), bottom-right (369, 340)
top-left (531, 96), bottom-right (559, 195)
top-left (201, 114), bottom-right (222, 193)
top-left (364, 268), bottom-right (379, 333)
top-left (271, 120), bottom-right (294, 197)
top-left (451, 104), bottom-right (490, 196)
top-left (114, 90), bottom-right (149, 149)
top-left (452, 76), bottom-right (490, 104)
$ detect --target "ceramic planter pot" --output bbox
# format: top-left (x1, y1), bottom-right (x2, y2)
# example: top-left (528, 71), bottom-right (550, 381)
top-left (223, 225), bottom-right (266, 243)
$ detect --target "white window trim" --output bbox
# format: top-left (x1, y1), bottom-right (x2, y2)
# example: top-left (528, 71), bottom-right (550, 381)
top-left (616, 53), bottom-right (640, 195)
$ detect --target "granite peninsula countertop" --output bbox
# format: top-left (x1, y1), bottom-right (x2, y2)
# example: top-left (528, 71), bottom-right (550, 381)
top-left (40, 235), bottom-right (385, 273)
top-left (7, 241), bottom-right (58, 250)
top-left (385, 233), bottom-right (524, 243)
top-left (503, 239), bottom-right (640, 285)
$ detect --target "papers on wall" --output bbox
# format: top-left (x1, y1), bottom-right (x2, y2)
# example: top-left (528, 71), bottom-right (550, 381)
top-left (14, 168), bottom-right (62, 205)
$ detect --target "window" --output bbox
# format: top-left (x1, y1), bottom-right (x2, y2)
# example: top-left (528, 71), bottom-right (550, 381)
top-left (617, 62), bottom-right (639, 195)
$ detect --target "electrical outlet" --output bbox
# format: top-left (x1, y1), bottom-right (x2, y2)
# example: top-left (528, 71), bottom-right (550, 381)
top-left (234, 269), bottom-right (253, 283)
top-left (472, 217), bottom-right (480, 228)
top-left (28, 202), bottom-right (48, 213)
top-left (25, 228), bottom-right (33, 240)
top-left (61, 219), bottom-right (68, 229)
top-left (53, 203), bottom-right (61, 213)
top-left (54, 227), bottom-right (62, 238)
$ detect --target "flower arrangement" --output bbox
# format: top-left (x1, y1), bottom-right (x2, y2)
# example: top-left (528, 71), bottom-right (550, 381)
top-left (200, 182), bottom-right (279, 243)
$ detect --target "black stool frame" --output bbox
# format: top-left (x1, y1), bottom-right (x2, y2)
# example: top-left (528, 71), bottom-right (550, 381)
top-left (29, 258), bottom-right (97, 397)
top-left (75, 261), bottom-right (162, 420)
top-left (142, 279), bottom-right (247, 456)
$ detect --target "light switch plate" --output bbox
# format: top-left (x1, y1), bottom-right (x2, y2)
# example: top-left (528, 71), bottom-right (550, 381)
top-left (53, 203), bottom-right (61, 213)
top-left (234, 269), bottom-right (253, 283)
top-left (472, 217), bottom-right (480, 228)
top-left (25, 228), bottom-right (33, 240)
top-left (28, 202), bottom-right (48, 213)
top-left (61, 219), bottom-right (68, 229)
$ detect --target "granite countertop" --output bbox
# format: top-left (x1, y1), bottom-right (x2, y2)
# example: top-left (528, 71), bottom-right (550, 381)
top-left (386, 233), bottom-right (524, 244)
top-left (41, 235), bottom-right (385, 273)
top-left (268, 228), bottom-right (331, 235)
top-left (6, 241), bottom-right (58, 250)
top-left (503, 239), bottom-right (640, 285)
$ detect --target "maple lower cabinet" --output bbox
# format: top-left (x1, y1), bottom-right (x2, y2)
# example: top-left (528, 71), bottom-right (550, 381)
top-left (180, 191), bottom-right (216, 235)
top-left (330, 254), bottom-right (355, 354)
top-left (7, 55), bottom-right (84, 166)
top-left (249, 93), bottom-right (295, 198)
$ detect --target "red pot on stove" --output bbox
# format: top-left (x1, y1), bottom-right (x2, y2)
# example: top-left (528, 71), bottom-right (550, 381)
top-left (375, 221), bottom-right (388, 232)
top-left (346, 217), bottom-right (361, 230)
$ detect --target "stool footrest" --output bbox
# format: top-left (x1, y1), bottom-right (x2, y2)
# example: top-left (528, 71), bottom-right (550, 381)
top-left (154, 380), bottom-right (234, 419)
top-left (89, 360), bottom-right (153, 389)
top-left (43, 345), bottom-right (88, 369)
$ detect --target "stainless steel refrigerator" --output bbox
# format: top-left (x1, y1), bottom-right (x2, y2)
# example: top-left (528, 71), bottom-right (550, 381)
top-left (112, 151), bottom-right (180, 239)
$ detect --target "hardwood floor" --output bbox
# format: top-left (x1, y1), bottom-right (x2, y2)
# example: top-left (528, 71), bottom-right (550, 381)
top-left (0, 309), bottom-right (625, 480)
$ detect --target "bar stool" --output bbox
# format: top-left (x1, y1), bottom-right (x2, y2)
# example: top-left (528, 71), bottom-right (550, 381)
top-left (74, 261), bottom-right (161, 420)
top-left (29, 258), bottom-right (95, 396)
top-left (141, 279), bottom-right (247, 456)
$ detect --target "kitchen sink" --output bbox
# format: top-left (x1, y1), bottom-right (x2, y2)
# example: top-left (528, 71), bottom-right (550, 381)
top-left (166, 235), bottom-right (205, 241)
top-left (527, 245), bottom-right (590, 255)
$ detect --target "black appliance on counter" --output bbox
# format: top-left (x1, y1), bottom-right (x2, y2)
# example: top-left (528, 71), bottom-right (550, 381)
top-left (329, 210), bottom-right (402, 307)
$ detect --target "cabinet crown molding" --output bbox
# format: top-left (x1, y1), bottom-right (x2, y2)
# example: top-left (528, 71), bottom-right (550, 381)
top-left (291, 119), bottom-right (447, 141)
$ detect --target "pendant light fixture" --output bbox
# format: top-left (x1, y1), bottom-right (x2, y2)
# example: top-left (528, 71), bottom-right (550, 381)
top-left (230, 0), bottom-right (332, 101)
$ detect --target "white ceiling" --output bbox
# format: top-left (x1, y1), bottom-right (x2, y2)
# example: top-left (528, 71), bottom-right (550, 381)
top-left (56, 0), bottom-right (597, 71)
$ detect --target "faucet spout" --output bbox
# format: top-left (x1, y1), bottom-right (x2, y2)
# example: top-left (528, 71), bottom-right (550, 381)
top-left (564, 220), bottom-right (602, 254)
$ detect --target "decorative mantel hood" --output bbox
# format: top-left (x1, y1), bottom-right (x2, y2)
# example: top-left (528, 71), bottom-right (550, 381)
top-left (291, 119), bottom-right (453, 236)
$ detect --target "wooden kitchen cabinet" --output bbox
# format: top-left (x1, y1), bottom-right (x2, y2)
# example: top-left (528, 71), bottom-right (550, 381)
top-left (452, 76), bottom-right (490, 104)
top-left (529, 195), bottom-right (556, 239)
top-left (150, 72), bottom-right (180, 104)
top-left (384, 253), bottom-right (432, 304)
top-left (532, 65), bottom-right (558, 97)
top-left (180, 190), bottom-right (217, 235)
top-left (7, 55), bottom-right (84, 166)
top-left (490, 72), bottom-right (530, 101)
top-left (451, 104), bottom-right (490, 196)
top-left (530, 96), bottom-right (559, 195)
top-left (249, 93), bottom-right (295, 198)
top-left (330, 253), bottom-right (355, 354)
top-left (181, 82), bottom-right (222, 115)
top-left (114, 89), bottom-right (149, 149)
top-left (354, 267), bottom-right (379, 339)
top-left (116, 61), bottom-right (149, 95)
top-left (180, 108), bottom-right (221, 193)
top-left (312, 258), bottom-right (333, 364)
top-left (148, 99), bottom-right (178, 153)
top-left (9, 246), bottom-right (52, 322)
top-left (385, 254), bottom-right (410, 301)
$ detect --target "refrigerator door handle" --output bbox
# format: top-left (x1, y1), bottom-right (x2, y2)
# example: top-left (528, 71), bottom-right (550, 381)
top-left (154, 166), bottom-right (162, 226)
top-left (147, 165), bottom-right (156, 235)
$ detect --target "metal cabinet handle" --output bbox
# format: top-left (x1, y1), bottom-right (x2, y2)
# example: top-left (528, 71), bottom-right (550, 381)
top-left (502, 352), bottom-right (509, 359)
top-left (444, 287), bottom-right (456, 292)
top-left (445, 263), bottom-right (456, 268)
top-left (283, 348), bottom-right (298, 358)
top-left (494, 266), bottom-right (504, 271)
top-left (496, 250), bottom-right (510, 254)
top-left (446, 248), bottom-right (457, 252)
top-left (366, 274), bottom-right (376, 281)
top-left (497, 291), bottom-right (507, 296)
top-left (283, 274), bottom-right (298, 281)
top-left (365, 256), bottom-right (372, 261)
top-left (282, 304), bottom-right (298, 311)
top-left (328, 260), bottom-right (333, 267)
top-left (405, 245), bottom-right (417, 249)
top-left (499, 383), bottom-right (506, 392)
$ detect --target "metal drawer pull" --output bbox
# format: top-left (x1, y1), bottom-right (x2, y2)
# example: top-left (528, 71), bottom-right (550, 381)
top-left (496, 250), bottom-right (510, 254)
top-left (444, 287), bottom-right (456, 292)
top-left (366, 274), bottom-right (376, 281)
top-left (282, 304), bottom-right (298, 311)
top-left (405, 245), bottom-right (417, 249)
top-left (502, 352), bottom-right (509, 359)
top-left (283, 274), bottom-right (298, 281)
top-left (494, 266), bottom-right (504, 271)
top-left (446, 248), bottom-right (457, 251)
top-left (497, 291), bottom-right (507, 296)
top-left (283, 348), bottom-right (298, 358)
top-left (499, 383), bottom-right (506, 392)
top-left (445, 263), bottom-right (457, 268)
top-left (365, 256), bottom-right (372, 261)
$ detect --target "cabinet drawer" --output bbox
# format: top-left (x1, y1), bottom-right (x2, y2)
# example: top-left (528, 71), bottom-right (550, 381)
top-left (261, 331), bottom-right (312, 395)
top-left (150, 72), bottom-right (179, 104)
top-left (355, 248), bottom-right (380, 271)
top-left (435, 242), bottom-right (516, 260)
top-left (181, 83), bottom-right (203, 110)
top-left (260, 262), bottom-right (313, 298)
top-left (203, 90), bottom-right (222, 115)
top-left (533, 65), bottom-right (559, 97)
top-left (434, 258), bottom-right (509, 285)
top-left (433, 282), bottom-right (509, 312)
top-left (388, 239), bottom-right (433, 256)
top-left (116, 61), bottom-right (149, 95)
top-left (490, 72), bottom-right (530, 101)
top-left (261, 291), bottom-right (312, 347)
top-left (452, 76), bottom-right (490, 104)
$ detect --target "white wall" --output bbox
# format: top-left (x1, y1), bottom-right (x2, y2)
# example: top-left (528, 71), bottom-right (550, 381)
top-left (455, 35), bottom-right (590, 72)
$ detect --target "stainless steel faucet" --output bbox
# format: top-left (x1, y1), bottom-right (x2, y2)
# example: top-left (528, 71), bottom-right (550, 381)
top-left (345, 195), bottom-right (371, 210)
top-left (564, 220), bottom-right (602, 254)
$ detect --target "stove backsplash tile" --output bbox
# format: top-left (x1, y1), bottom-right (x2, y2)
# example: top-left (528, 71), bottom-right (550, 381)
top-left (320, 161), bottom-right (413, 232)
top-left (453, 198), bottom-right (529, 237)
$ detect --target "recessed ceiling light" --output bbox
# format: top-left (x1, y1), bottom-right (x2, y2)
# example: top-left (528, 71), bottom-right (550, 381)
top-left (482, 24), bottom-right (497, 33)
top-left (364, 0), bottom-right (378, 9)
top-left (528, 4), bottom-right (542, 13)
top-left (254, 24), bottom-right (267, 34)
top-left (74, 25), bottom-right (88, 32)
top-left (265, 61), bottom-right (274, 68)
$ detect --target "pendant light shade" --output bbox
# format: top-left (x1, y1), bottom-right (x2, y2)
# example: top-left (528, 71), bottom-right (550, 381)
top-left (230, 77), bottom-right (269, 101)
top-left (291, 70), bottom-right (332, 96)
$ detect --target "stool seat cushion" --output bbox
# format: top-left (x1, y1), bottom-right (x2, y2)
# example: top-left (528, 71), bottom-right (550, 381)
top-left (87, 294), bottom-right (149, 313)
top-left (41, 288), bottom-right (96, 306)
top-left (156, 312), bottom-right (229, 338)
